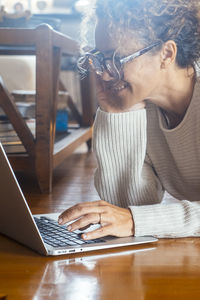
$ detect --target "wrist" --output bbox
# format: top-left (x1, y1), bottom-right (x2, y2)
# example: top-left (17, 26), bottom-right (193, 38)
top-left (128, 208), bottom-right (135, 236)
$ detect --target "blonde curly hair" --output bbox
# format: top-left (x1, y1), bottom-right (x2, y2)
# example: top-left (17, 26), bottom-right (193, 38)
top-left (81, 0), bottom-right (200, 68)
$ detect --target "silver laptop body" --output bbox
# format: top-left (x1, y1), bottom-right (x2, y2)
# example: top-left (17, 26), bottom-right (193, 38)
top-left (0, 143), bottom-right (157, 256)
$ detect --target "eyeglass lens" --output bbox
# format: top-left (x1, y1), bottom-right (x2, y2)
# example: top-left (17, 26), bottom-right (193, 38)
top-left (84, 51), bottom-right (123, 80)
top-left (87, 54), bottom-right (104, 76)
top-left (104, 57), bottom-right (122, 80)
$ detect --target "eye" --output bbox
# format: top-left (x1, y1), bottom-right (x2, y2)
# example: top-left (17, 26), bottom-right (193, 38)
top-left (113, 49), bottom-right (126, 65)
top-left (96, 52), bottom-right (105, 63)
top-left (114, 55), bottom-right (123, 62)
top-left (113, 55), bottom-right (123, 70)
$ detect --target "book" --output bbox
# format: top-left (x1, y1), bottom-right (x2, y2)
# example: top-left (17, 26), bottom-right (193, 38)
top-left (1, 141), bottom-right (26, 154)
top-left (0, 118), bottom-right (35, 154)
top-left (0, 120), bottom-right (14, 132)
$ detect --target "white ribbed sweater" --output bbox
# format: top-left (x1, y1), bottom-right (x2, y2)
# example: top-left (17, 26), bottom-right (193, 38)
top-left (93, 78), bottom-right (200, 238)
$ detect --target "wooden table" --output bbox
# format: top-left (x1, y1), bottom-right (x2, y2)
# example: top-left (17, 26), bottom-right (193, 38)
top-left (1, 234), bottom-right (200, 299)
top-left (1, 151), bottom-right (200, 300)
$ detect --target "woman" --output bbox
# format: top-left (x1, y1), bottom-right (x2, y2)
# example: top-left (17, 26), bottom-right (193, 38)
top-left (58, 0), bottom-right (200, 240)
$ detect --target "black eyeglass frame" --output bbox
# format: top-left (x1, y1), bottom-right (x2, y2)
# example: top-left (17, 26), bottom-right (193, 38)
top-left (78, 41), bottom-right (161, 80)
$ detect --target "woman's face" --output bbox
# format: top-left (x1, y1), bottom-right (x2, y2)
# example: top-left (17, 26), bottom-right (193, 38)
top-left (95, 20), bottom-right (163, 109)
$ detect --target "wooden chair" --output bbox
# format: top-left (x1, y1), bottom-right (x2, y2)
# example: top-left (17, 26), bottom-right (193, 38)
top-left (0, 24), bottom-right (95, 193)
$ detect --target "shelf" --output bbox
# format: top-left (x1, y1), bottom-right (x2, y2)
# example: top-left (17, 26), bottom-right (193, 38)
top-left (53, 126), bottom-right (92, 168)
top-left (5, 126), bottom-right (92, 171)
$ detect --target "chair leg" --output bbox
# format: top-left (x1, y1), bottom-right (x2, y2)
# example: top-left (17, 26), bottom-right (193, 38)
top-left (35, 168), bottom-right (53, 194)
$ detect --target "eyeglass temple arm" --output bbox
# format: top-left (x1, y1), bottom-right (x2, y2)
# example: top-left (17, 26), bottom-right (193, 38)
top-left (120, 41), bottom-right (161, 65)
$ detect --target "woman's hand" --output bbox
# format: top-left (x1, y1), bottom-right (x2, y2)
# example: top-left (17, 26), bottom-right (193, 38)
top-left (58, 200), bottom-right (135, 240)
top-left (95, 75), bottom-right (145, 113)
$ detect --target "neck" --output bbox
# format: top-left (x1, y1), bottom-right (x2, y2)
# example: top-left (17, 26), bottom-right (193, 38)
top-left (149, 65), bottom-right (195, 116)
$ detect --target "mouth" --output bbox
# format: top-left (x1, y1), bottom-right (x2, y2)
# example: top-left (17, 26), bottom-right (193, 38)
top-left (109, 81), bottom-right (129, 94)
top-left (113, 82), bottom-right (128, 92)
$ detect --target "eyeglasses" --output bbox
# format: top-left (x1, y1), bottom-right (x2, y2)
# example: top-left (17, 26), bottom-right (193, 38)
top-left (78, 41), bottom-right (161, 81)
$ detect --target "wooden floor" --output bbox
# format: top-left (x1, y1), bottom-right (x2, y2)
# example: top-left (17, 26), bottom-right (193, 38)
top-left (16, 144), bottom-right (100, 215)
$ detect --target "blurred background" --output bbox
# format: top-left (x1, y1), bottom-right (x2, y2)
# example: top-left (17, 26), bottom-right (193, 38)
top-left (0, 0), bottom-right (92, 41)
top-left (0, 0), bottom-right (97, 153)
top-left (1, 0), bottom-right (91, 15)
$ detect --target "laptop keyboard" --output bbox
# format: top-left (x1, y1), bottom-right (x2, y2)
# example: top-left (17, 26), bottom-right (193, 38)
top-left (34, 216), bottom-right (105, 247)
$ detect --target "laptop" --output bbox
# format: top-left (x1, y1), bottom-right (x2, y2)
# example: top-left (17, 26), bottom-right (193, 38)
top-left (0, 143), bottom-right (158, 256)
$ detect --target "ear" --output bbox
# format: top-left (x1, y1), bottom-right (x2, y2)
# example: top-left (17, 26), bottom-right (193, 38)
top-left (160, 40), bottom-right (177, 69)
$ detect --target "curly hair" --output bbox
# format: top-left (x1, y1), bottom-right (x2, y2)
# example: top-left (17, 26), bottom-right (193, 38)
top-left (81, 0), bottom-right (200, 68)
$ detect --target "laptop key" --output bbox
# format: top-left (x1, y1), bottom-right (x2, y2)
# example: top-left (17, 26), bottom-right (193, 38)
top-left (73, 240), bottom-right (85, 245)
top-left (35, 216), bottom-right (107, 247)
top-left (66, 241), bottom-right (78, 246)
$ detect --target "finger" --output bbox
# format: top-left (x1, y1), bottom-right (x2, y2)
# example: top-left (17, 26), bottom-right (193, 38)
top-left (59, 200), bottom-right (107, 219)
top-left (58, 203), bottom-right (105, 225)
top-left (67, 213), bottom-right (100, 232)
top-left (82, 225), bottom-right (112, 240)
top-left (61, 200), bottom-right (106, 213)
top-left (79, 225), bottom-right (91, 231)
top-left (80, 200), bottom-right (108, 207)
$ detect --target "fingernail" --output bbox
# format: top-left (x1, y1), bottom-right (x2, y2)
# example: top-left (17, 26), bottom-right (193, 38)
top-left (82, 234), bottom-right (87, 240)
top-left (58, 217), bottom-right (63, 224)
top-left (67, 225), bottom-right (72, 231)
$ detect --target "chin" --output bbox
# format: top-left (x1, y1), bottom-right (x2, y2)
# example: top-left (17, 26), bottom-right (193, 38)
top-left (104, 80), bottom-right (134, 109)
top-left (108, 88), bottom-right (131, 110)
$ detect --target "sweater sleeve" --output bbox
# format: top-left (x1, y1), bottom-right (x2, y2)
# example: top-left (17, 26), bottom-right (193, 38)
top-left (130, 200), bottom-right (200, 238)
top-left (93, 107), bottom-right (164, 209)
top-left (93, 108), bottom-right (200, 239)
